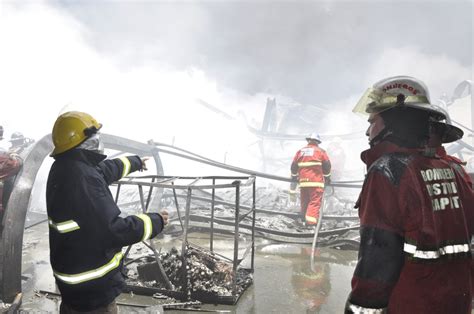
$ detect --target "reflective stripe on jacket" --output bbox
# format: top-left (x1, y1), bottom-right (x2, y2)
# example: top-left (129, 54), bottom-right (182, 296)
top-left (53, 252), bottom-right (124, 285)
top-left (46, 149), bottom-right (164, 311)
top-left (291, 143), bottom-right (331, 187)
top-left (346, 141), bottom-right (473, 314)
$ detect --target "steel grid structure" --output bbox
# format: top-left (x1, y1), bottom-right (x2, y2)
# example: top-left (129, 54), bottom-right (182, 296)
top-left (114, 175), bottom-right (257, 298)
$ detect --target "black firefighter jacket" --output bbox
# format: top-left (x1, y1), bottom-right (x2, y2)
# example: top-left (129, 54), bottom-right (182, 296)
top-left (46, 149), bottom-right (164, 311)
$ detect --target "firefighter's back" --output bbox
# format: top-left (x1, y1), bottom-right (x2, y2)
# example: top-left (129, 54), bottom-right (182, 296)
top-left (389, 155), bottom-right (472, 313)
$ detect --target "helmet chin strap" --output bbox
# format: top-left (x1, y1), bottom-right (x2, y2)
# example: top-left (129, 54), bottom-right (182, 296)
top-left (369, 127), bottom-right (392, 147)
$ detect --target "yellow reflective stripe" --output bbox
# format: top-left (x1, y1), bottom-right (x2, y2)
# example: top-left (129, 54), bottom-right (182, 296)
top-left (53, 252), bottom-right (123, 285)
top-left (298, 161), bottom-right (322, 167)
top-left (299, 181), bottom-right (325, 188)
top-left (135, 214), bottom-right (152, 241)
top-left (48, 218), bottom-right (80, 233)
top-left (404, 243), bottom-right (470, 259)
top-left (305, 215), bottom-right (318, 223)
top-left (119, 157), bottom-right (131, 178)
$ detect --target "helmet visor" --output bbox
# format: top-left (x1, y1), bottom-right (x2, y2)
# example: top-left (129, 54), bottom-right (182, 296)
top-left (352, 88), bottom-right (430, 115)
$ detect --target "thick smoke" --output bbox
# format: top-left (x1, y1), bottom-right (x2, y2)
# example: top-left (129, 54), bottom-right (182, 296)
top-left (0, 1), bottom-right (471, 175)
top-left (54, 0), bottom-right (472, 105)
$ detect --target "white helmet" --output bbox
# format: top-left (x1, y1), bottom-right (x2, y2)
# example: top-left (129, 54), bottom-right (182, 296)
top-left (353, 76), bottom-right (446, 121)
top-left (306, 132), bottom-right (322, 143)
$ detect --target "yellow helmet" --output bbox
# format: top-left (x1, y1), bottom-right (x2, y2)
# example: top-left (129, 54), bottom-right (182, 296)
top-left (51, 111), bottom-right (102, 156)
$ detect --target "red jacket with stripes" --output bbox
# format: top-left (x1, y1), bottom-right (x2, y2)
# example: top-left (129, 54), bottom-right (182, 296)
top-left (291, 143), bottom-right (331, 188)
top-left (346, 141), bottom-right (473, 314)
top-left (0, 152), bottom-right (22, 212)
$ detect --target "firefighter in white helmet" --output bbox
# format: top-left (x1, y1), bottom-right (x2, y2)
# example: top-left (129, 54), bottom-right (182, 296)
top-left (290, 132), bottom-right (331, 225)
top-left (346, 76), bottom-right (473, 313)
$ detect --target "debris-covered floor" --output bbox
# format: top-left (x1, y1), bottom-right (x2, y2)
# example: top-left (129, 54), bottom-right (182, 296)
top-left (20, 220), bottom-right (358, 313)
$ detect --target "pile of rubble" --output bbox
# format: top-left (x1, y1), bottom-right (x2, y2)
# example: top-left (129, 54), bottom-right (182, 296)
top-left (125, 245), bottom-right (252, 304)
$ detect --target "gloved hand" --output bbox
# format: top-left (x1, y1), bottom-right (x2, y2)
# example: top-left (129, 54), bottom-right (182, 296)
top-left (160, 209), bottom-right (169, 225)
top-left (290, 181), bottom-right (297, 190)
top-left (324, 176), bottom-right (331, 185)
top-left (140, 157), bottom-right (149, 171)
top-left (290, 174), bottom-right (299, 191)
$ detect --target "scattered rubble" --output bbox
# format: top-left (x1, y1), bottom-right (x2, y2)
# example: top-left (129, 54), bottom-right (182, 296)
top-left (125, 245), bottom-right (252, 304)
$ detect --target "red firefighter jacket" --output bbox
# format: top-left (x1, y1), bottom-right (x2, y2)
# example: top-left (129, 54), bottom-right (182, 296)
top-left (291, 143), bottom-right (331, 188)
top-left (0, 152), bottom-right (22, 211)
top-left (346, 141), bottom-right (473, 314)
top-left (436, 146), bottom-right (473, 188)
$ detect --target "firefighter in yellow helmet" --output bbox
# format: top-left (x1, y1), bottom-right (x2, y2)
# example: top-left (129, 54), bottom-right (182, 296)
top-left (47, 111), bottom-right (168, 312)
top-left (50, 111), bottom-right (102, 156)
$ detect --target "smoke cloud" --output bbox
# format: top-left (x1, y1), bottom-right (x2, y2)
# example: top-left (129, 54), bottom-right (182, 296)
top-left (0, 0), bottom-right (471, 175)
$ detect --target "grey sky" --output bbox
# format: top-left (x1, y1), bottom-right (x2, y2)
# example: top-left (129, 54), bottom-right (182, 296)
top-left (54, 0), bottom-right (472, 106)
top-left (0, 0), bottom-right (472, 167)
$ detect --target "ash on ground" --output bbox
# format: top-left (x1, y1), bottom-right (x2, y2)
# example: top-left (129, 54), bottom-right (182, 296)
top-left (125, 244), bottom-right (252, 303)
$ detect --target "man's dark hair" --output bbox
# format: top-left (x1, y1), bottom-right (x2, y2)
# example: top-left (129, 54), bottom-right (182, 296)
top-left (380, 106), bottom-right (431, 148)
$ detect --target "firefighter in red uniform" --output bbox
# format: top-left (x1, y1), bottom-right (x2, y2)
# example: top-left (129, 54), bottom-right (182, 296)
top-left (427, 118), bottom-right (474, 301)
top-left (428, 119), bottom-right (473, 188)
top-left (0, 125), bottom-right (22, 220)
top-left (346, 76), bottom-right (473, 313)
top-left (47, 111), bottom-right (169, 313)
top-left (291, 133), bottom-right (331, 225)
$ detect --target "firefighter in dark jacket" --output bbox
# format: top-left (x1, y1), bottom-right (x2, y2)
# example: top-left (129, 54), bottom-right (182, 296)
top-left (291, 133), bottom-right (331, 225)
top-left (346, 76), bottom-right (473, 313)
top-left (47, 111), bottom-right (168, 313)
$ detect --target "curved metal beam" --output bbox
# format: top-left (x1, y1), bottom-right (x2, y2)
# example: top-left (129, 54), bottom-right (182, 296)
top-left (0, 134), bottom-right (53, 302)
top-left (150, 141), bottom-right (363, 188)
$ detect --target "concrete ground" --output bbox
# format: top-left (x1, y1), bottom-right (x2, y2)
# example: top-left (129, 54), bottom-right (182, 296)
top-left (19, 220), bottom-right (358, 313)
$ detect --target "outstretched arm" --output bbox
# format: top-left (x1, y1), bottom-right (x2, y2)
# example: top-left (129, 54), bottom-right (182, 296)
top-left (98, 155), bottom-right (145, 185)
